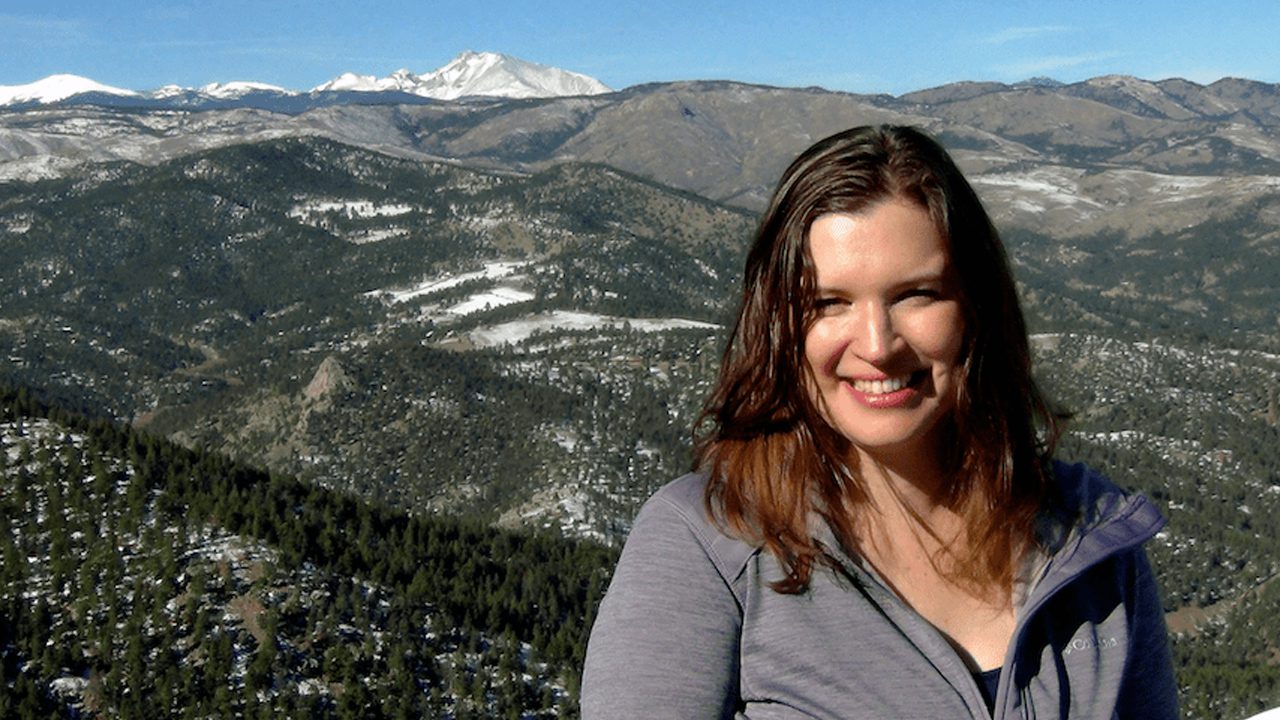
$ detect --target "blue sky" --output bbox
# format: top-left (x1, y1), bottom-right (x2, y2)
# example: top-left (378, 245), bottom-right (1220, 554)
top-left (3, 1), bottom-right (1278, 95)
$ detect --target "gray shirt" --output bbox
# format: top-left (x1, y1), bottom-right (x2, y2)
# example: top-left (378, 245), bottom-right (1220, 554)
top-left (581, 462), bottom-right (1178, 719)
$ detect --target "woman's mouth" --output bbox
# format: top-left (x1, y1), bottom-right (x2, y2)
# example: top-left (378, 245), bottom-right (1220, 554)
top-left (851, 374), bottom-right (913, 395)
top-left (846, 371), bottom-right (925, 407)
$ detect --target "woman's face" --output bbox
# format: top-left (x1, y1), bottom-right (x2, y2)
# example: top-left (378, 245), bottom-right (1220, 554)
top-left (802, 197), bottom-right (965, 464)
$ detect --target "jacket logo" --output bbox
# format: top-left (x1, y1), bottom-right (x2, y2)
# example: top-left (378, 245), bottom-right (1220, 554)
top-left (1063, 636), bottom-right (1118, 655)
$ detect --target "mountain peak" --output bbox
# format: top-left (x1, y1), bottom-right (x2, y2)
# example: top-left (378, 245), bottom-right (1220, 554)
top-left (198, 81), bottom-right (292, 99)
top-left (1018, 76), bottom-right (1064, 88)
top-left (0, 74), bottom-right (138, 105)
top-left (312, 51), bottom-right (611, 100)
top-left (1084, 74), bottom-right (1152, 88)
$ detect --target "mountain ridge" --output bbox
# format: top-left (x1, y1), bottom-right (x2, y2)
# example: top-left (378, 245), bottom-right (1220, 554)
top-left (5, 75), bottom-right (1279, 208)
top-left (0, 51), bottom-right (611, 109)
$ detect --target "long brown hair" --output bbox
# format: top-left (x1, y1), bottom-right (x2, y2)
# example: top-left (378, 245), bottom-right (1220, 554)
top-left (695, 125), bottom-right (1060, 595)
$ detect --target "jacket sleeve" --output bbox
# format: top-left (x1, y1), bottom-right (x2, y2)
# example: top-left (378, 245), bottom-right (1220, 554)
top-left (1117, 548), bottom-right (1179, 719)
top-left (580, 487), bottom-right (743, 719)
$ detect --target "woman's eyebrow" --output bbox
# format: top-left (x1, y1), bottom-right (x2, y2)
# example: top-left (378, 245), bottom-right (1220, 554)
top-left (813, 265), bottom-right (951, 294)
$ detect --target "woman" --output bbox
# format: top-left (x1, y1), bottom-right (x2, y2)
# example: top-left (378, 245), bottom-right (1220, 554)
top-left (581, 125), bottom-right (1178, 719)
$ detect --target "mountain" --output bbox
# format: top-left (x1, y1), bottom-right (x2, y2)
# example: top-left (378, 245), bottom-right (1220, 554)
top-left (5, 77), bottom-right (1279, 249)
top-left (0, 51), bottom-right (610, 112)
top-left (311, 51), bottom-right (612, 100)
top-left (0, 73), bottom-right (137, 106)
top-left (313, 69), bottom-right (423, 93)
top-left (195, 80), bottom-right (292, 99)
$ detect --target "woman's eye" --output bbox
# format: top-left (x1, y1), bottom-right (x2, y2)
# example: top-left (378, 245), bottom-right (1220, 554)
top-left (898, 288), bottom-right (941, 303)
top-left (813, 298), bottom-right (844, 314)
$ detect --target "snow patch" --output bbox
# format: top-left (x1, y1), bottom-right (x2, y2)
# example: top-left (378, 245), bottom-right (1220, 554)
top-left (288, 199), bottom-right (414, 220)
top-left (552, 429), bottom-right (579, 452)
top-left (972, 167), bottom-right (1104, 215)
top-left (467, 310), bottom-right (718, 347)
top-left (50, 676), bottom-right (89, 697)
top-left (373, 261), bottom-right (524, 304)
top-left (443, 287), bottom-right (535, 315)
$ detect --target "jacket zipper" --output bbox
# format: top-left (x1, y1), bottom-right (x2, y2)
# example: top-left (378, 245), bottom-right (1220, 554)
top-left (992, 495), bottom-right (1165, 719)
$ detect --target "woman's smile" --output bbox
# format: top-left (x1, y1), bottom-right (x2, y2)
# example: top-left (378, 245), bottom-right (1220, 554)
top-left (845, 370), bottom-right (927, 408)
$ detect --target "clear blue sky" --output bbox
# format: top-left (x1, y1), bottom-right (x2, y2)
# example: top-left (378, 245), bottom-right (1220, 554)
top-left (4, 0), bottom-right (1278, 95)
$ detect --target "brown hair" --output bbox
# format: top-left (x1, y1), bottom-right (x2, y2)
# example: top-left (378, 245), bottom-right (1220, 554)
top-left (695, 125), bottom-right (1060, 595)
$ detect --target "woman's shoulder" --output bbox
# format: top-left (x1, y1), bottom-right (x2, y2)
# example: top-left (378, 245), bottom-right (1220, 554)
top-left (1041, 459), bottom-right (1167, 550)
top-left (1048, 459), bottom-right (1144, 515)
top-left (583, 473), bottom-right (750, 718)
top-left (1048, 459), bottom-right (1125, 506)
top-left (627, 473), bottom-right (761, 589)
top-left (642, 471), bottom-right (714, 518)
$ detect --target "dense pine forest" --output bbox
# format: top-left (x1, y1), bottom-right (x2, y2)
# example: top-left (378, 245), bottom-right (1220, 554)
top-left (0, 383), bottom-right (616, 718)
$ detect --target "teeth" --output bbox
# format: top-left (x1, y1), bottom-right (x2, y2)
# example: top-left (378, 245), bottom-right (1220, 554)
top-left (852, 375), bottom-right (911, 395)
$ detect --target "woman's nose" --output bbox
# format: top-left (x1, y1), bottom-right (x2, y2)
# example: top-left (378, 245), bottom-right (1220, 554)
top-left (851, 302), bottom-right (894, 363)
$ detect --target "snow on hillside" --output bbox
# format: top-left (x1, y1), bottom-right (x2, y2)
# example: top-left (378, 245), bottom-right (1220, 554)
top-left (972, 166), bottom-right (1280, 232)
top-left (284, 198), bottom-right (417, 244)
top-left (443, 287), bottom-right (536, 316)
top-left (971, 166), bottom-right (1105, 217)
top-left (372, 261), bottom-right (525, 304)
top-left (467, 310), bottom-right (717, 347)
top-left (363, 260), bottom-right (718, 345)
top-left (288, 198), bottom-right (415, 221)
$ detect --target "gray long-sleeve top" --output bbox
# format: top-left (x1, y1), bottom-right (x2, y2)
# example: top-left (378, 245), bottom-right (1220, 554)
top-left (581, 462), bottom-right (1179, 719)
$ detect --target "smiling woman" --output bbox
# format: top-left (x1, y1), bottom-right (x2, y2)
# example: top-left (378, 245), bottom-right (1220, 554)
top-left (581, 125), bottom-right (1179, 719)
top-left (802, 201), bottom-right (965, 463)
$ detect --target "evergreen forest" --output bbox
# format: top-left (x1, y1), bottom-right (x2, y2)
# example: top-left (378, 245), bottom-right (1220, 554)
top-left (1, 383), bottom-right (616, 718)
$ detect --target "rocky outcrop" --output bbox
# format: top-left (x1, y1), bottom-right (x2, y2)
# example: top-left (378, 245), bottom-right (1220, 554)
top-left (303, 355), bottom-right (354, 404)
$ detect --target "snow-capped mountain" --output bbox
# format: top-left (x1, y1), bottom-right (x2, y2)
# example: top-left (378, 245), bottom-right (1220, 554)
top-left (312, 51), bottom-right (611, 100)
top-left (312, 69), bottom-right (420, 94)
top-left (146, 81), bottom-right (293, 100)
top-left (0, 74), bottom-right (138, 106)
top-left (197, 80), bottom-right (292, 99)
top-left (0, 51), bottom-right (610, 109)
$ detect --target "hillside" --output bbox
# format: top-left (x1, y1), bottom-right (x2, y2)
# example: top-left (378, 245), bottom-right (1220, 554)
top-left (1, 385), bottom-right (615, 717)
top-left (0, 136), bottom-right (751, 537)
top-left (6, 131), bottom-right (1276, 546)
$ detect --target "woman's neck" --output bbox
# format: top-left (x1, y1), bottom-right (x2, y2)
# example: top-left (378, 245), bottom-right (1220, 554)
top-left (854, 444), bottom-right (954, 520)
top-left (842, 441), bottom-right (971, 575)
